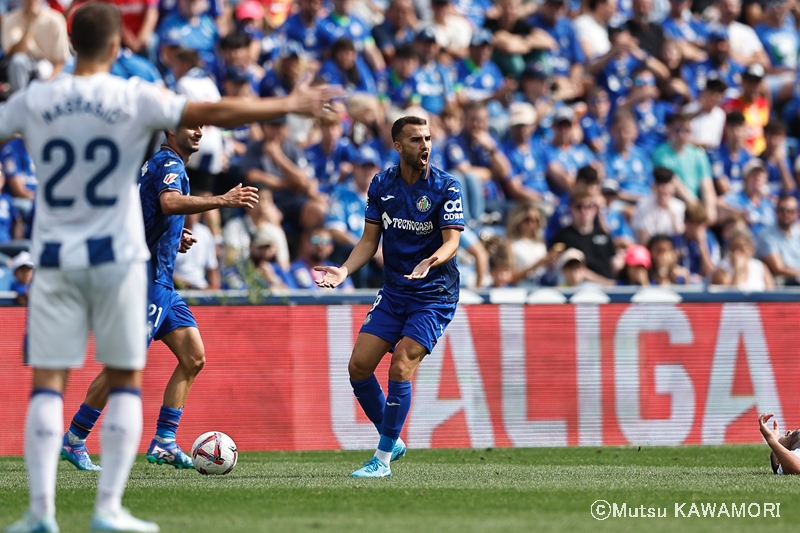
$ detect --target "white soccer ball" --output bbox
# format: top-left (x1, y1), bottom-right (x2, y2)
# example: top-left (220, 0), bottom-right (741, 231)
top-left (191, 431), bottom-right (238, 475)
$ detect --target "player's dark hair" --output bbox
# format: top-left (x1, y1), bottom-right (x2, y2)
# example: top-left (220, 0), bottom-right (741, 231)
top-left (725, 110), bottom-right (746, 127)
top-left (764, 120), bottom-right (786, 137)
top-left (71, 3), bottom-right (122, 61)
top-left (576, 165), bottom-right (599, 185)
top-left (653, 166), bottom-right (675, 185)
top-left (220, 32), bottom-right (252, 50)
top-left (391, 116), bottom-right (427, 141)
top-left (770, 452), bottom-right (780, 474)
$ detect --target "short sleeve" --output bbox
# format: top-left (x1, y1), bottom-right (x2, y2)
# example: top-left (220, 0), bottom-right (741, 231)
top-left (439, 182), bottom-right (465, 231)
top-left (0, 91), bottom-right (28, 140)
top-left (149, 159), bottom-right (186, 196)
top-left (134, 79), bottom-right (188, 131)
top-left (365, 176), bottom-right (381, 224)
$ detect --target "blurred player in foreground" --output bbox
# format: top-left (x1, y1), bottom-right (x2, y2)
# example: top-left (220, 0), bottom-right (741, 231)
top-left (759, 413), bottom-right (800, 475)
top-left (61, 126), bottom-right (258, 472)
top-left (3, 3), bottom-right (341, 532)
top-left (315, 116), bottom-right (465, 477)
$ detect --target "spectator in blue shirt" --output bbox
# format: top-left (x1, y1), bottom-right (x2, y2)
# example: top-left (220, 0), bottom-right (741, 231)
top-left (758, 120), bottom-right (795, 196)
top-left (9, 251), bottom-right (33, 306)
top-left (684, 25), bottom-right (744, 100)
top-left (453, 29), bottom-right (516, 118)
top-left (443, 101), bottom-right (513, 221)
top-left (600, 179), bottom-right (636, 248)
top-left (662, 0), bottom-right (708, 63)
top-left (603, 109), bottom-right (653, 203)
top-left (277, 0), bottom-right (325, 59)
top-left (317, 0), bottom-right (386, 74)
top-left (0, 138), bottom-right (35, 238)
top-left (757, 193), bottom-right (800, 284)
top-left (720, 159), bottom-right (776, 238)
top-left (259, 41), bottom-right (308, 98)
top-left (318, 37), bottom-right (379, 97)
top-left (219, 32), bottom-right (263, 94)
top-left (325, 145), bottom-right (383, 287)
top-left (158, 0), bottom-right (219, 80)
top-left (581, 86), bottom-right (612, 154)
top-left (381, 43), bottom-right (423, 109)
top-left (502, 102), bottom-right (553, 204)
top-left (515, 64), bottom-right (559, 146)
top-left (528, 0), bottom-right (585, 98)
top-left (0, 188), bottom-right (22, 243)
top-left (674, 202), bottom-right (721, 280)
top-left (754, 0), bottom-right (798, 99)
top-left (544, 106), bottom-right (598, 199)
top-left (289, 227), bottom-right (354, 291)
top-left (413, 27), bottom-right (456, 120)
top-left (618, 67), bottom-right (674, 154)
top-left (709, 110), bottom-right (752, 195)
top-left (372, 0), bottom-right (418, 63)
top-left (306, 113), bottom-right (358, 193)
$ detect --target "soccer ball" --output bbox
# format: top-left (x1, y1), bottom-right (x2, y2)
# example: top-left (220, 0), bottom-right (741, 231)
top-left (191, 431), bottom-right (238, 475)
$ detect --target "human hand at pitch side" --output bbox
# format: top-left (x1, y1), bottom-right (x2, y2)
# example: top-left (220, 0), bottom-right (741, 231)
top-left (759, 413), bottom-right (781, 443)
top-left (222, 184), bottom-right (260, 209)
top-left (314, 265), bottom-right (348, 288)
top-left (405, 256), bottom-right (439, 280)
top-left (178, 228), bottom-right (197, 253)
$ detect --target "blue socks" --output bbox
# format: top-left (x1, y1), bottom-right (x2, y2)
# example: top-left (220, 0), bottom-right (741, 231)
top-left (155, 406), bottom-right (182, 442)
top-left (350, 375), bottom-right (385, 433)
top-left (377, 380), bottom-right (412, 453)
top-left (66, 403), bottom-right (102, 443)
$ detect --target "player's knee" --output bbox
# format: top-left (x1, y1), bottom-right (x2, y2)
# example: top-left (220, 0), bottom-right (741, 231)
top-left (182, 351), bottom-right (205, 376)
top-left (388, 358), bottom-right (412, 381)
top-left (348, 358), bottom-right (372, 381)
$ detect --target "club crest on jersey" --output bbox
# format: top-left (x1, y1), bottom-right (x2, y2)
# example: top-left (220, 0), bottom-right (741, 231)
top-left (416, 196), bottom-right (432, 212)
top-left (363, 313), bottom-right (372, 325)
top-left (163, 173), bottom-right (179, 185)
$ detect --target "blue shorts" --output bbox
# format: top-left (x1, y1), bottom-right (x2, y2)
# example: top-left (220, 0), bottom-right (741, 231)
top-left (359, 286), bottom-right (457, 354)
top-left (148, 283), bottom-right (197, 345)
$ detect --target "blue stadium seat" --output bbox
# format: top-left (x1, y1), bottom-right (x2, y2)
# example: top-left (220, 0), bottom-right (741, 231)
top-left (0, 266), bottom-right (13, 292)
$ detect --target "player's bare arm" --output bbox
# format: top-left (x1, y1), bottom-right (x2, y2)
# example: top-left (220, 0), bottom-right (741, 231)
top-left (181, 76), bottom-right (345, 129)
top-left (404, 228), bottom-right (461, 280)
top-left (160, 184), bottom-right (259, 215)
top-left (315, 222), bottom-right (382, 288)
top-left (759, 413), bottom-right (800, 474)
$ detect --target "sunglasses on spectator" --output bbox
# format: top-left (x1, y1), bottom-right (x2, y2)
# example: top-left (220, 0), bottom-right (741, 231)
top-left (633, 77), bottom-right (655, 87)
top-left (310, 236), bottom-right (333, 245)
top-left (778, 207), bottom-right (798, 213)
top-left (571, 202), bottom-right (597, 211)
top-left (590, 97), bottom-right (609, 104)
top-left (672, 126), bottom-right (692, 133)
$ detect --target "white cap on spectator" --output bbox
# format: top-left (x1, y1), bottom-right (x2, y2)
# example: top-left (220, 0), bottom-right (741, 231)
top-left (508, 102), bottom-right (537, 127)
top-left (11, 251), bottom-right (33, 272)
top-left (742, 158), bottom-right (766, 178)
top-left (557, 248), bottom-right (586, 271)
top-left (251, 227), bottom-right (276, 248)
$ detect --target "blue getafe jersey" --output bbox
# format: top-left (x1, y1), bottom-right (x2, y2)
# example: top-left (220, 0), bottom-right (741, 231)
top-left (416, 61), bottom-right (454, 115)
top-left (306, 139), bottom-right (358, 193)
top-left (580, 114), bottom-right (610, 154)
top-left (662, 17), bottom-right (707, 46)
top-left (317, 13), bottom-right (373, 54)
top-left (527, 14), bottom-right (585, 77)
top-left (502, 137), bottom-right (549, 195)
top-left (326, 182), bottom-right (367, 239)
top-left (0, 138), bottom-right (36, 193)
top-left (278, 14), bottom-right (323, 59)
top-left (365, 165), bottom-right (465, 301)
top-left (0, 192), bottom-right (17, 242)
top-left (139, 147), bottom-right (190, 288)
top-left (599, 54), bottom-right (642, 103)
top-left (602, 145), bottom-right (653, 198)
top-left (709, 144), bottom-right (751, 193)
top-left (632, 100), bottom-right (673, 154)
top-left (684, 59), bottom-right (744, 99)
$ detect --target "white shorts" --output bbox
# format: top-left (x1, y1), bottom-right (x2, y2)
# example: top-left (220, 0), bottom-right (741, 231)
top-left (27, 262), bottom-right (148, 370)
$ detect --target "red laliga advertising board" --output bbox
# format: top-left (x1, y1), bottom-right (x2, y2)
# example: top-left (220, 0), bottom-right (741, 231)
top-left (1, 303), bottom-right (798, 455)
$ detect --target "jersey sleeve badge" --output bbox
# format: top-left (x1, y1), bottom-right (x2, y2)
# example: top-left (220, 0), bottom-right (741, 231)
top-left (163, 173), bottom-right (180, 185)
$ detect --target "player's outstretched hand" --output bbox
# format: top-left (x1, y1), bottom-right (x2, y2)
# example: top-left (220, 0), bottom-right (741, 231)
top-left (178, 228), bottom-right (197, 253)
top-left (314, 265), bottom-right (348, 288)
top-left (288, 74), bottom-right (345, 118)
top-left (222, 184), bottom-right (260, 209)
top-left (759, 413), bottom-right (780, 443)
top-left (405, 256), bottom-right (439, 280)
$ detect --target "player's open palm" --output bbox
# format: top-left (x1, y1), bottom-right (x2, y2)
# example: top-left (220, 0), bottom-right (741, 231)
top-left (759, 413), bottom-right (781, 442)
top-left (314, 265), bottom-right (347, 288)
top-left (223, 184), bottom-right (259, 209)
top-left (405, 256), bottom-right (438, 280)
top-left (289, 75), bottom-right (345, 117)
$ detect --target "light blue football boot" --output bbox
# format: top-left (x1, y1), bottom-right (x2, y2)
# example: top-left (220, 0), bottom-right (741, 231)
top-left (351, 456), bottom-right (391, 478)
top-left (60, 434), bottom-right (101, 471)
top-left (90, 508), bottom-right (159, 532)
top-left (4, 511), bottom-right (59, 533)
top-left (391, 437), bottom-right (406, 462)
top-left (145, 438), bottom-right (193, 469)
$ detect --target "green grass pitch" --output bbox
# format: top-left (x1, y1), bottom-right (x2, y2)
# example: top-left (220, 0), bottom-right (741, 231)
top-left (1, 446), bottom-right (799, 533)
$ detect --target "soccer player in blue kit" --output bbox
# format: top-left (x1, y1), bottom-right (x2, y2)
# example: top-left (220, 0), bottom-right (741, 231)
top-left (315, 116), bottom-right (465, 478)
top-left (60, 126), bottom-right (259, 471)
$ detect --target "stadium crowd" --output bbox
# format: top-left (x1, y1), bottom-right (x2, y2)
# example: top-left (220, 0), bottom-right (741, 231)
top-left (5, 0), bottom-right (800, 294)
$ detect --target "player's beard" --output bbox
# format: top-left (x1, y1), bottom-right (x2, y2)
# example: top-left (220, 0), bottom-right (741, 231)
top-left (402, 150), bottom-right (429, 172)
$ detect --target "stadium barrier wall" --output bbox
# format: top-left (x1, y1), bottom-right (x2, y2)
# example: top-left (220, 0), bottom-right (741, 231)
top-left (1, 302), bottom-right (798, 455)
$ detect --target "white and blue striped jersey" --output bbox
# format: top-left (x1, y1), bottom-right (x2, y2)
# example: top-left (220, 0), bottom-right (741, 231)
top-left (0, 73), bottom-right (188, 270)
